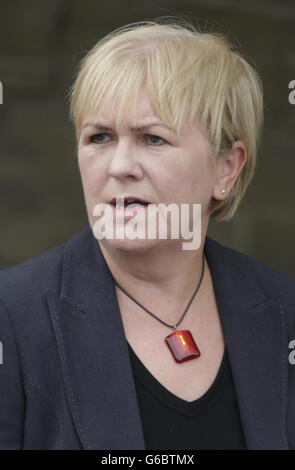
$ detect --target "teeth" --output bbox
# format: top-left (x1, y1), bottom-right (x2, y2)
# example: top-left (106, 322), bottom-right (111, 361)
top-left (125, 199), bottom-right (146, 204)
top-left (110, 198), bottom-right (148, 206)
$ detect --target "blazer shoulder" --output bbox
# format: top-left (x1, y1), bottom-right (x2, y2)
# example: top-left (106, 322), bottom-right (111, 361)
top-left (0, 241), bottom-right (64, 286)
top-left (0, 238), bottom-right (69, 316)
top-left (207, 235), bottom-right (295, 295)
top-left (0, 226), bottom-right (90, 312)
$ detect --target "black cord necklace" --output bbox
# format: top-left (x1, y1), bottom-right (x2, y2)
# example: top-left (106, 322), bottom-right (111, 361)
top-left (114, 251), bottom-right (205, 363)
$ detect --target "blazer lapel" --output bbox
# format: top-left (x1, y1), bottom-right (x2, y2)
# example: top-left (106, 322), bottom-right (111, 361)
top-left (46, 226), bottom-right (146, 450)
top-left (204, 236), bottom-right (289, 449)
top-left (46, 225), bottom-right (289, 450)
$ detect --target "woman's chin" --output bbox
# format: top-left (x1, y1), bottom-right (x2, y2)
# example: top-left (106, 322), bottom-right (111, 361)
top-left (91, 219), bottom-right (179, 253)
top-left (99, 235), bottom-right (160, 253)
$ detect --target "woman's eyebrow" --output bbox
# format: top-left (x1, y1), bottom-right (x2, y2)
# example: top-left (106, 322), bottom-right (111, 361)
top-left (81, 121), bottom-right (175, 132)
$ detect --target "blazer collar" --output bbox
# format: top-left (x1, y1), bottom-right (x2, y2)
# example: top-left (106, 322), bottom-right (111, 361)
top-left (46, 225), bottom-right (289, 450)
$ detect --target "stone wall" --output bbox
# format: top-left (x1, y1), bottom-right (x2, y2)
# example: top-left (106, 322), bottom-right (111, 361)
top-left (0, 0), bottom-right (294, 276)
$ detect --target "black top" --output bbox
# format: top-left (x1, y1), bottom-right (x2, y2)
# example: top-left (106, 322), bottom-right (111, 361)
top-left (127, 342), bottom-right (246, 450)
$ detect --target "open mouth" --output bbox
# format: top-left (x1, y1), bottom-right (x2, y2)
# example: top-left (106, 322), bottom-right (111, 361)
top-left (123, 199), bottom-right (149, 207)
top-left (108, 196), bottom-right (151, 217)
top-left (109, 197), bottom-right (151, 208)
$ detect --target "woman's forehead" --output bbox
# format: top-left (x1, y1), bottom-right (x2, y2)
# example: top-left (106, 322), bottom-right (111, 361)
top-left (81, 90), bottom-right (175, 131)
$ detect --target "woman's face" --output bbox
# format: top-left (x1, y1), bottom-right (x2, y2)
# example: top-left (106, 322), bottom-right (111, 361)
top-left (77, 86), bottom-right (221, 252)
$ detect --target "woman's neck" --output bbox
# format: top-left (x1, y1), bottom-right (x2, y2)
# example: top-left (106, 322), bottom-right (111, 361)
top-left (98, 238), bottom-right (209, 323)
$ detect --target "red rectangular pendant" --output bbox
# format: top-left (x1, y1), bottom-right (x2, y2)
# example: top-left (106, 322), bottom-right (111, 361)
top-left (165, 330), bottom-right (201, 363)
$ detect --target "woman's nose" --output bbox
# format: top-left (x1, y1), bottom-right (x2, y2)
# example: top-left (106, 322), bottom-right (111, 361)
top-left (108, 138), bottom-right (143, 180)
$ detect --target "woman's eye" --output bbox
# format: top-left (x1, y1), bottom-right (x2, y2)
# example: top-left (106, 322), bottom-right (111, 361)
top-left (88, 133), bottom-right (166, 146)
top-left (89, 133), bottom-right (110, 144)
top-left (145, 134), bottom-right (166, 146)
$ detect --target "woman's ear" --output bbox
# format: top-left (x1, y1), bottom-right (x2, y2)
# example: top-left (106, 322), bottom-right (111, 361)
top-left (212, 140), bottom-right (248, 200)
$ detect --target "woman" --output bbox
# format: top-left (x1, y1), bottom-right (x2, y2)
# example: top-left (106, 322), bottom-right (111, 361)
top-left (0, 19), bottom-right (294, 450)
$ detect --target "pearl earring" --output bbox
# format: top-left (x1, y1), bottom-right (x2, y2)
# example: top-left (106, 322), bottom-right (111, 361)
top-left (221, 189), bottom-right (226, 194)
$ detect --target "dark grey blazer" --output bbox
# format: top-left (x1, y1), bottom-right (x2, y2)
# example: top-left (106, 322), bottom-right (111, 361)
top-left (0, 224), bottom-right (294, 450)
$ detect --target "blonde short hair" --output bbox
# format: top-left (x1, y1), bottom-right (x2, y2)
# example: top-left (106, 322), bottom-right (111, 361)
top-left (67, 18), bottom-right (264, 222)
